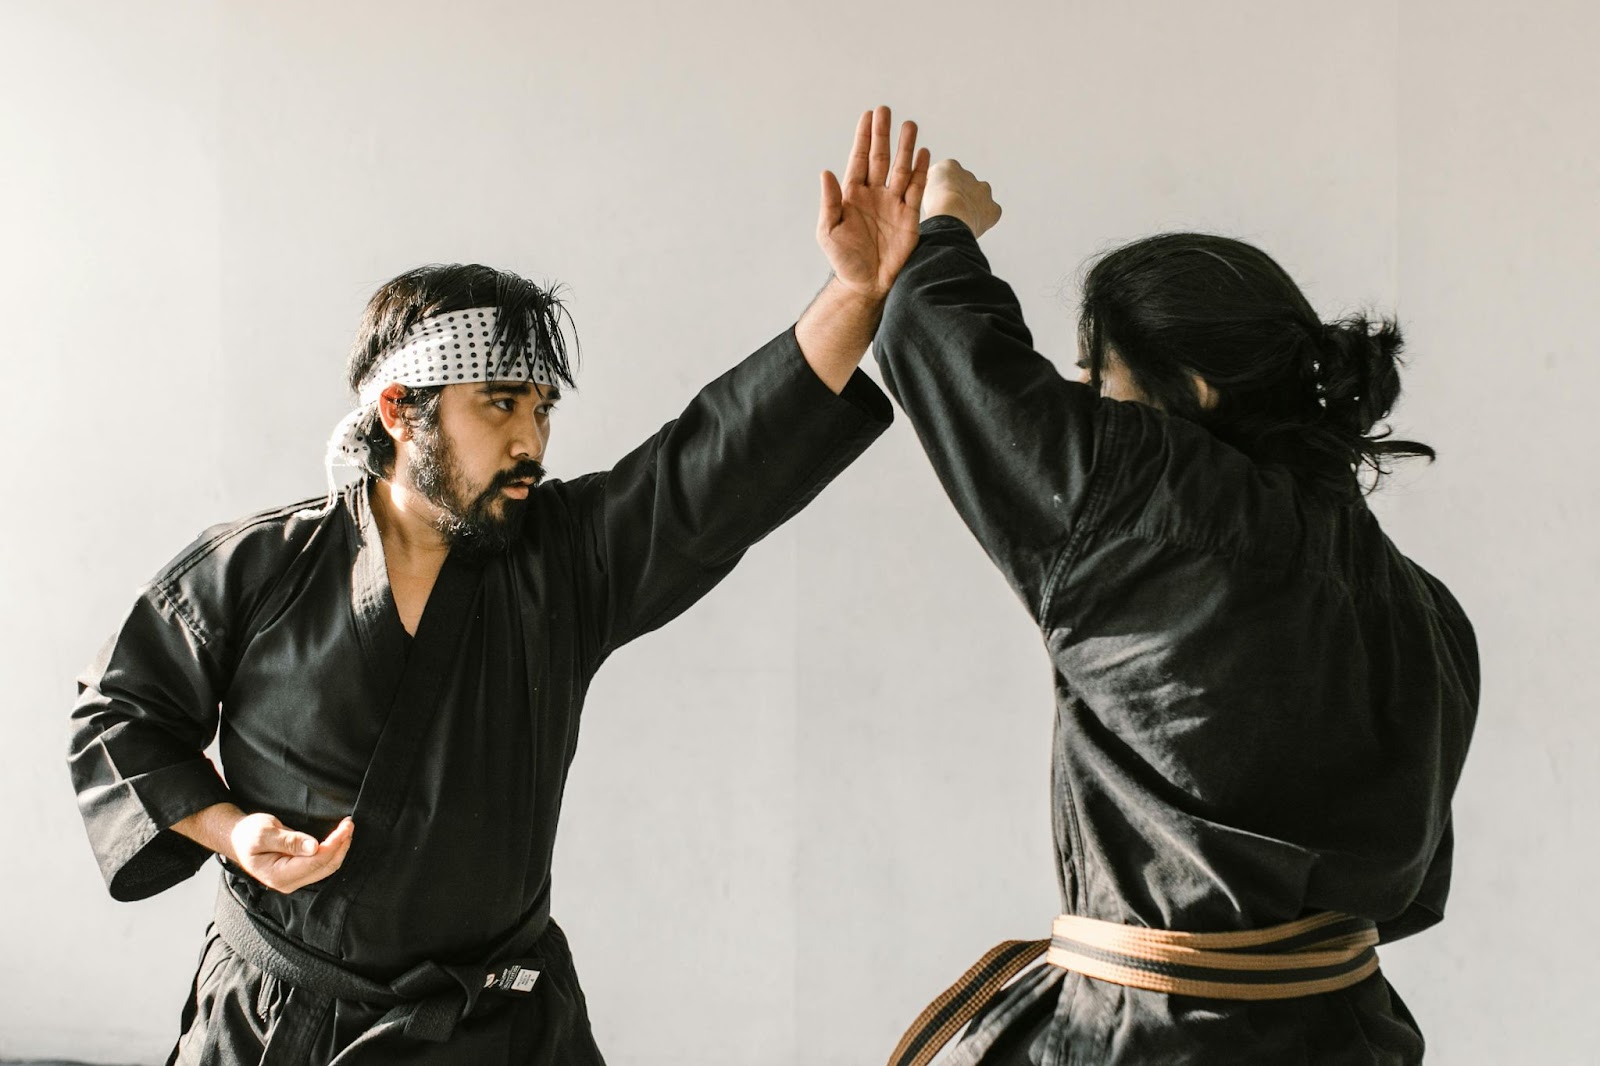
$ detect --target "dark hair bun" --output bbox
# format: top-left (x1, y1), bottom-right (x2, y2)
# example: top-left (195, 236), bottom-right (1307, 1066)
top-left (1080, 232), bottom-right (1434, 493)
top-left (1317, 315), bottom-right (1404, 437)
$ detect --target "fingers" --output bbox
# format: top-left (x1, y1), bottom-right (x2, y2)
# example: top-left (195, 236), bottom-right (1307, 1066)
top-left (234, 813), bottom-right (356, 893)
top-left (840, 106), bottom-right (926, 200)
top-left (887, 120), bottom-right (919, 197)
top-left (818, 170), bottom-right (843, 236)
top-left (256, 816), bottom-right (319, 858)
top-left (867, 105), bottom-right (892, 186)
top-left (842, 109), bottom-right (872, 187)
top-left (305, 819), bottom-right (354, 876)
top-left (268, 819), bottom-right (354, 893)
top-left (904, 147), bottom-right (932, 212)
top-left (295, 818), bottom-right (353, 871)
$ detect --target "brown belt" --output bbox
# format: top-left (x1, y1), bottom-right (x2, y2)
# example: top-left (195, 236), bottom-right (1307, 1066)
top-left (887, 911), bottom-right (1380, 1066)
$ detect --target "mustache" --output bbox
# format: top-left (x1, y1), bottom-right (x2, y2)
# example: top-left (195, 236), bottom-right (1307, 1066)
top-left (488, 459), bottom-right (546, 492)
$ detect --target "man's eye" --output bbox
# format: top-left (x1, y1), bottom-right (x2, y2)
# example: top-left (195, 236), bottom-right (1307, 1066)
top-left (492, 398), bottom-right (516, 412)
top-left (538, 404), bottom-right (557, 416)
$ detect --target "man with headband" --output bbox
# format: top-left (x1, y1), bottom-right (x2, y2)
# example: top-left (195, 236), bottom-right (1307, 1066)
top-left (68, 106), bottom-right (929, 1064)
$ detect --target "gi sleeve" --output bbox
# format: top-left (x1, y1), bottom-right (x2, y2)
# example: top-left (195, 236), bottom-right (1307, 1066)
top-left (572, 325), bottom-right (892, 659)
top-left (874, 216), bottom-right (1105, 618)
top-left (1376, 815), bottom-right (1454, 943)
top-left (69, 578), bottom-right (234, 901)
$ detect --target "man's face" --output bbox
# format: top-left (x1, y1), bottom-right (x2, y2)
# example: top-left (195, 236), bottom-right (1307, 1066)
top-left (403, 380), bottom-right (561, 553)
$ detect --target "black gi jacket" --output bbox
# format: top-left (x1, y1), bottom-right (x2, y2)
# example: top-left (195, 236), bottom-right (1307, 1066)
top-left (875, 218), bottom-right (1479, 1066)
top-left (69, 328), bottom-right (891, 1064)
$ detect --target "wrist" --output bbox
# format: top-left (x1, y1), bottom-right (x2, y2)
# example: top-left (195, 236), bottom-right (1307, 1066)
top-left (171, 801), bottom-right (246, 860)
top-left (824, 273), bottom-right (892, 305)
top-left (795, 276), bottom-right (885, 395)
top-left (921, 197), bottom-right (980, 237)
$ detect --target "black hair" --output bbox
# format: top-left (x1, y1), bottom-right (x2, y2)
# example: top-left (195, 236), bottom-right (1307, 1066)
top-left (1078, 233), bottom-right (1433, 495)
top-left (346, 263), bottom-right (578, 477)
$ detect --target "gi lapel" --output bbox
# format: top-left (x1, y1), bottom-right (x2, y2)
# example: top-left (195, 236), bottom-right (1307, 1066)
top-left (346, 481), bottom-right (407, 713)
top-left (301, 491), bottom-right (485, 953)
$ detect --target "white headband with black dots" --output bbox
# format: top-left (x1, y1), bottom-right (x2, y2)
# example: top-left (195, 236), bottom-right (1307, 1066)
top-left (299, 306), bottom-right (558, 516)
top-left (355, 306), bottom-right (558, 405)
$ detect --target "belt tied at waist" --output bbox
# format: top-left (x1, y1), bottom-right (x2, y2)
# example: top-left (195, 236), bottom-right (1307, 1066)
top-left (213, 880), bottom-right (550, 1064)
top-left (887, 910), bottom-right (1381, 1066)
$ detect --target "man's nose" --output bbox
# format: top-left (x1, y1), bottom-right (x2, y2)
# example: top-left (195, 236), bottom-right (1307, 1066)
top-left (510, 413), bottom-right (547, 460)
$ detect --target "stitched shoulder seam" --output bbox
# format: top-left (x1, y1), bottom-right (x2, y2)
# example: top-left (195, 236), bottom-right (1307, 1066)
top-left (146, 580), bottom-right (217, 652)
top-left (158, 497), bottom-right (327, 586)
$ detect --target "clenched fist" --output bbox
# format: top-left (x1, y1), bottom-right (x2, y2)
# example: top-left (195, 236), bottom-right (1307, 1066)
top-left (922, 159), bottom-right (1002, 239)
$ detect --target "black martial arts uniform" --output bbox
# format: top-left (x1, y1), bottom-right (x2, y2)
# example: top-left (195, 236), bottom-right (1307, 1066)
top-left (874, 218), bottom-right (1479, 1065)
top-left (69, 329), bottom-right (891, 1065)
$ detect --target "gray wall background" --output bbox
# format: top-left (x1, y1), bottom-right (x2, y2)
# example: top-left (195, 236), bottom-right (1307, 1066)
top-left (3, 1), bottom-right (1594, 1062)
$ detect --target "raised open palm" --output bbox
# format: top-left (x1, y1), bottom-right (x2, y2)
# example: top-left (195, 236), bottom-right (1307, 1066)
top-left (818, 106), bottom-right (931, 299)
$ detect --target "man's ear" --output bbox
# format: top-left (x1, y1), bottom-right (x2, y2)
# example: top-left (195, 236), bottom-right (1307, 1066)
top-left (1191, 373), bottom-right (1221, 411)
top-left (376, 383), bottom-right (411, 443)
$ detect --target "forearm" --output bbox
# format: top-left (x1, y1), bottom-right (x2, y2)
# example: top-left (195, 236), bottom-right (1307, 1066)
top-left (583, 326), bottom-right (890, 652)
top-left (874, 218), bottom-right (1100, 611)
top-left (794, 276), bottom-right (886, 394)
top-left (170, 801), bottom-right (244, 859)
top-left (876, 218), bottom-right (1055, 421)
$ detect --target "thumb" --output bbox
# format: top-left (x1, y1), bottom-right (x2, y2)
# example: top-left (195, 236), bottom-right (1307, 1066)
top-left (818, 170), bottom-right (843, 235)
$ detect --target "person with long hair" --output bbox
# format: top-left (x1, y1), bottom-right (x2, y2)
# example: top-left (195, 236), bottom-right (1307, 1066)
top-left (876, 161), bottom-right (1477, 1066)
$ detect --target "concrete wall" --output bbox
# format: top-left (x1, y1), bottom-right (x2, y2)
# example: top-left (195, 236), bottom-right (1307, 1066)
top-left (2, 1), bottom-right (1593, 1062)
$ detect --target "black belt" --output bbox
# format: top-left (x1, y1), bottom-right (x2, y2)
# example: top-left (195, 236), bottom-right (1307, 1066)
top-left (214, 881), bottom-right (549, 1063)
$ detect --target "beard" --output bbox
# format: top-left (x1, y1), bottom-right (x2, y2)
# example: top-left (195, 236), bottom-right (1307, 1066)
top-left (407, 424), bottom-right (544, 558)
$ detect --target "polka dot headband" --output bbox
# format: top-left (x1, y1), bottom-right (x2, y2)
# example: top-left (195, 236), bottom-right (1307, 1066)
top-left (301, 306), bottom-right (559, 515)
top-left (354, 306), bottom-right (559, 406)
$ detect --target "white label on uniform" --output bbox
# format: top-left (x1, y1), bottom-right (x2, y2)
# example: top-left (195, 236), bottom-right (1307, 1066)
top-left (511, 968), bottom-right (540, 992)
